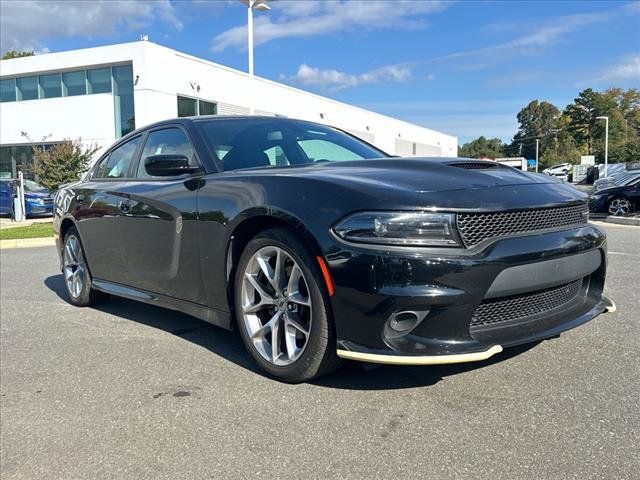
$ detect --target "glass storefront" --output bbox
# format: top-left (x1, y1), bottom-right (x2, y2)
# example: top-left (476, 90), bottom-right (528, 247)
top-left (0, 144), bottom-right (61, 180)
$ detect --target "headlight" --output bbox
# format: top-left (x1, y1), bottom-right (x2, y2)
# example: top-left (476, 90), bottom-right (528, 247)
top-left (333, 211), bottom-right (461, 247)
top-left (30, 198), bottom-right (45, 205)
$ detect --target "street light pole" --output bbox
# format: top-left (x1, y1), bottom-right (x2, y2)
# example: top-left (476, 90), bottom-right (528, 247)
top-left (535, 139), bottom-right (539, 173)
top-left (241, 0), bottom-right (271, 114)
top-left (596, 116), bottom-right (609, 177)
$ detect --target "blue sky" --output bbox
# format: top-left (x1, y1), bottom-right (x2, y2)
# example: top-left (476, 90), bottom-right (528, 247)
top-left (1, 0), bottom-right (639, 143)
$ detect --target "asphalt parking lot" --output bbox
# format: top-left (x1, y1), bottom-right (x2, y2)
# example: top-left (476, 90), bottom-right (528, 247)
top-left (1, 223), bottom-right (638, 479)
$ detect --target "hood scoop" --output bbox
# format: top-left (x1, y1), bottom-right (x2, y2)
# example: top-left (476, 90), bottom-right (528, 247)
top-left (447, 161), bottom-right (500, 170)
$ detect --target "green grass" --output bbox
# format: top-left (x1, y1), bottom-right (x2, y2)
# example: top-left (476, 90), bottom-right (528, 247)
top-left (0, 222), bottom-right (54, 240)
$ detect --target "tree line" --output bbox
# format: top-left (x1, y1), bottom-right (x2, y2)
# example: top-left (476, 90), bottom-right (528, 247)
top-left (459, 88), bottom-right (640, 168)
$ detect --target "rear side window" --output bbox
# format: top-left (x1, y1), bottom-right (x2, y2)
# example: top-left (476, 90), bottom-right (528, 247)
top-left (93, 136), bottom-right (141, 179)
top-left (136, 127), bottom-right (197, 178)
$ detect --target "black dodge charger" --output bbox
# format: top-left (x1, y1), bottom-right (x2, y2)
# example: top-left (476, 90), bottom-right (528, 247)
top-left (53, 116), bottom-right (614, 382)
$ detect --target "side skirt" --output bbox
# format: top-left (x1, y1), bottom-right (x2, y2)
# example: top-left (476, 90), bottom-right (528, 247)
top-left (92, 279), bottom-right (232, 330)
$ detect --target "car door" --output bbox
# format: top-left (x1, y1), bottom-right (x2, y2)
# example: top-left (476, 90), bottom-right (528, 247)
top-left (116, 125), bottom-right (205, 304)
top-left (73, 135), bottom-right (142, 284)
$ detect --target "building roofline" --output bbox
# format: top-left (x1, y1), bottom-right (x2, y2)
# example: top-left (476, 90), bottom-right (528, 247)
top-left (1, 39), bottom-right (457, 141)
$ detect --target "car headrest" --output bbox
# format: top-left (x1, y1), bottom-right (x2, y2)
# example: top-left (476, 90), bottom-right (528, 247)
top-left (223, 147), bottom-right (270, 171)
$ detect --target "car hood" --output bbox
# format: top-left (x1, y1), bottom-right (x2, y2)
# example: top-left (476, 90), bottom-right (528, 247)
top-left (286, 158), bottom-right (555, 194)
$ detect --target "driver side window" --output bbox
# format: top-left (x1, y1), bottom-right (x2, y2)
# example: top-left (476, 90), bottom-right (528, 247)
top-left (137, 128), bottom-right (196, 178)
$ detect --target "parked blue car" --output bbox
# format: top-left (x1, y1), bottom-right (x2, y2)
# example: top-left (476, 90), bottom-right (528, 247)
top-left (0, 179), bottom-right (55, 218)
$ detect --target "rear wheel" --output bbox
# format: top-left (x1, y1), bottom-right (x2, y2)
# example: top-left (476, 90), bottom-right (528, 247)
top-left (607, 197), bottom-right (632, 216)
top-left (62, 227), bottom-right (109, 306)
top-left (234, 227), bottom-right (341, 382)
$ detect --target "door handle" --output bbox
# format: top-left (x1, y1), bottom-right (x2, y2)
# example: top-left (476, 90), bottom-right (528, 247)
top-left (119, 200), bottom-right (131, 213)
top-left (76, 194), bottom-right (85, 204)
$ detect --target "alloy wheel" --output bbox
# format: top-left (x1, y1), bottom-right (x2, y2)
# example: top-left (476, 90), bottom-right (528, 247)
top-left (608, 198), bottom-right (631, 216)
top-left (241, 246), bottom-right (312, 366)
top-left (63, 235), bottom-right (86, 299)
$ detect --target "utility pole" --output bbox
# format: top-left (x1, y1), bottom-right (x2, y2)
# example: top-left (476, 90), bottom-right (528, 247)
top-left (535, 139), bottom-right (539, 173)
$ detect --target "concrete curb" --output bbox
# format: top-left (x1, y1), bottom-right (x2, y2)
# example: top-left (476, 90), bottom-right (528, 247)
top-left (592, 216), bottom-right (640, 226)
top-left (0, 237), bottom-right (56, 249)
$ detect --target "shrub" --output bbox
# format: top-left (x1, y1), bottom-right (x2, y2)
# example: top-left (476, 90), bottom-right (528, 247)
top-left (22, 134), bottom-right (99, 191)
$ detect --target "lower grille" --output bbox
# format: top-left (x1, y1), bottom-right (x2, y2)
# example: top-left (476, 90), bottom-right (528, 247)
top-left (470, 279), bottom-right (584, 329)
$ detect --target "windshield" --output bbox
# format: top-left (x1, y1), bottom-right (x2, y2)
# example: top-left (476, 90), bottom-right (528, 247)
top-left (23, 180), bottom-right (47, 192)
top-left (197, 118), bottom-right (388, 171)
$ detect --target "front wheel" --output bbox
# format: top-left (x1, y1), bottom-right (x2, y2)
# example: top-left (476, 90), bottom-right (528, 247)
top-left (607, 197), bottom-right (633, 216)
top-left (234, 227), bottom-right (341, 382)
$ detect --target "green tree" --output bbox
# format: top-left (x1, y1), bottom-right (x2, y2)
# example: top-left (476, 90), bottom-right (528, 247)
top-left (510, 100), bottom-right (560, 159)
top-left (458, 136), bottom-right (505, 158)
top-left (23, 134), bottom-right (98, 191)
top-left (2, 50), bottom-right (35, 60)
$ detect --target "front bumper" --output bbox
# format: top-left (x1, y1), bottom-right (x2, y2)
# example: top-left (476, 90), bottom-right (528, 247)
top-left (325, 224), bottom-right (609, 364)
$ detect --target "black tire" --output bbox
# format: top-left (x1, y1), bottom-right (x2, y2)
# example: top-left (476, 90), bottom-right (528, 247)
top-left (62, 227), bottom-right (110, 307)
top-left (234, 227), bottom-right (342, 382)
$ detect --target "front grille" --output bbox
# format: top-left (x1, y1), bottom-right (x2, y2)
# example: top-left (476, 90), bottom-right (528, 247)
top-left (470, 279), bottom-right (583, 329)
top-left (457, 203), bottom-right (588, 247)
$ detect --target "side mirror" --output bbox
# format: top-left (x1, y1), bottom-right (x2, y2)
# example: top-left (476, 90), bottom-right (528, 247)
top-left (144, 154), bottom-right (200, 177)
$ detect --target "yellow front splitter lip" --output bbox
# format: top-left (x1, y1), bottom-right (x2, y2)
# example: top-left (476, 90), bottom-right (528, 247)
top-left (336, 344), bottom-right (503, 366)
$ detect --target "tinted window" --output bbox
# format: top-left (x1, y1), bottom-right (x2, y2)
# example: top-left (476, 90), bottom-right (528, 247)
top-left (137, 128), bottom-right (196, 178)
top-left (199, 100), bottom-right (217, 115)
top-left (62, 71), bottom-right (86, 96)
top-left (0, 79), bottom-right (16, 102)
top-left (39, 73), bottom-right (61, 98)
top-left (197, 119), bottom-right (387, 171)
top-left (16, 76), bottom-right (38, 100)
top-left (113, 65), bottom-right (135, 137)
top-left (87, 68), bottom-right (111, 94)
top-left (178, 96), bottom-right (197, 117)
top-left (94, 136), bottom-right (140, 179)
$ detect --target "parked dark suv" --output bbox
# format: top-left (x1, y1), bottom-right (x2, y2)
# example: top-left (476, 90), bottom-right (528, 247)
top-left (53, 116), bottom-right (614, 382)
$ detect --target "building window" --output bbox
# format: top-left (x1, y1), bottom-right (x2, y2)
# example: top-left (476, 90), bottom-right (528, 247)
top-left (39, 73), bottom-right (62, 98)
top-left (113, 65), bottom-right (135, 137)
top-left (16, 76), bottom-right (38, 101)
top-left (199, 100), bottom-right (217, 115)
top-left (0, 78), bottom-right (16, 102)
top-left (87, 68), bottom-right (111, 94)
top-left (178, 96), bottom-right (198, 117)
top-left (62, 71), bottom-right (86, 96)
top-left (177, 95), bottom-right (217, 117)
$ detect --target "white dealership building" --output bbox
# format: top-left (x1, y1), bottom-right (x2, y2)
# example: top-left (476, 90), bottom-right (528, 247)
top-left (0, 40), bottom-right (457, 179)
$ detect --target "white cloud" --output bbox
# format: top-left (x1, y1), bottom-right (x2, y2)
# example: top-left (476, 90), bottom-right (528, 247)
top-left (0, 0), bottom-right (182, 53)
top-left (212, 0), bottom-right (450, 52)
top-left (589, 55), bottom-right (640, 84)
top-left (284, 63), bottom-right (413, 91)
top-left (432, 12), bottom-right (611, 67)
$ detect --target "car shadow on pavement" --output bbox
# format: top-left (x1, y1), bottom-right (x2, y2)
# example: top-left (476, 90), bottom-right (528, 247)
top-left (45, 274), bottom-right (542, 390)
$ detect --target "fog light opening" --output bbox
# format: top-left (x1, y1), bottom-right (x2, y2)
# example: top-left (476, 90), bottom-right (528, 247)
top-left (388, 309), bottom-right (430, 335)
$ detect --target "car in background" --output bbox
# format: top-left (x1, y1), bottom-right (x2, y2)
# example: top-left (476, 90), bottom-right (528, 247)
top-left (52, 116), bottom-right (613, 382)
top-left (0, 179), bottom-right (55, 218)
top-left (543, 163), bottom-right (572, 178)
top-left (593, 171), bottom-right (639, 192)
top-left (589, 175), bottom-right (640, 216)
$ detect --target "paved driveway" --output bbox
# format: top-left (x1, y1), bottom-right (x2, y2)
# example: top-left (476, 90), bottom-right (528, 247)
top-left (1, 223), bottom-right (638, 479)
